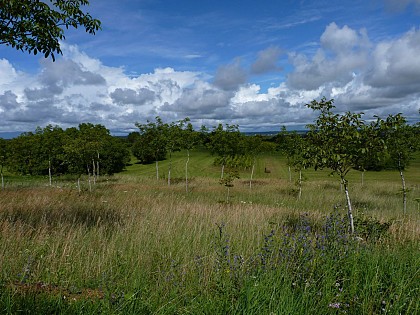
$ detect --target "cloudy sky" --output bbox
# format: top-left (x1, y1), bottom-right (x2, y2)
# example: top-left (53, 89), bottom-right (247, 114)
top-left (1, 0), bottom-right (420, 136)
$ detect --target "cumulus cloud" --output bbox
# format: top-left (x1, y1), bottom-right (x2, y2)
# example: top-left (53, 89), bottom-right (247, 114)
top-left (213, 59), bottom-right (248, 91)
top-left (40, 58), bottom-right (106, 88)
top-left (365, 28), bottom-right (420, 88)
top-left (0, 90), bottom-right (19, 111)
top-left (287, 22), bottom-right (369, 90)
top-left (251, 46), bottom-right (283, 74)
top-left (0, 59), bottom-right (19, 86)
top-left (161, 80), bottom-right (232, 119)
top-left (110, 88), bottom-right (156, 105)
top-left (1, 21), bottom-right (420, 135)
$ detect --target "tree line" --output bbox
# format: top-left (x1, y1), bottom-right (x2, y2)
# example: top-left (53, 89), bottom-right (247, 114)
top-left (0, 123), bottom-right (130, 187)
top-left (0, 98), bottom-right (419, 232)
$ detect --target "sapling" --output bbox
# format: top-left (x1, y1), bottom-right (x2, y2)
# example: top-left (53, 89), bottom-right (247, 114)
top-left (0, 139), bottom-right (5, 190)
top-left (380, 114), bottom-right (417, 214)
top-left (219, 169), bottom-right (240, 203)
top-left (304, 98), bottom-right (386, 234)
top-left (208, 124), bottom-right (243, 179)
top-left (181, 120), bottom-right (201, 193)
top-left (0, 157), bottom-right (4, 190)
top-left (166, 120), bottom-right (184, 186)
top-left (135, 117), bottom-right (168, 181)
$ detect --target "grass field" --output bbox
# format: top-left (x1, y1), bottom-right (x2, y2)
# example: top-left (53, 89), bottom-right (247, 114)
top-left (0, 149), bottom-right (419, 314)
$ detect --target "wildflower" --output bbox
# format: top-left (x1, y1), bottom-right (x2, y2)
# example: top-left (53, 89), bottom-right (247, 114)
top-left (329, 302), bottom-right (341, 309)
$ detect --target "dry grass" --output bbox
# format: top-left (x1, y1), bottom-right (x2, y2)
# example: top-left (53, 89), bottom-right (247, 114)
top-left (0, 170), bottom-right (419, 313)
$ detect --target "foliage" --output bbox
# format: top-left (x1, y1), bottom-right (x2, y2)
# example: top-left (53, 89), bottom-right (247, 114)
top-left (133, 116), bottom-right (168, 164)
top-left (180, 119), bottom-right (201, 152)
top-left (208, 123), bottom-right (243, 160)
top-left (0, 137), bottom-right (8, 169)
top-left (380, 114), bottom-right (417, 170)
top-left (0, 0), bottom-right (101, 61)
top-left (208, 124), bottom-right (246, 178)
top-left (353, 214), bottom-right (392, 242)
top-left (304, 97), bottom-right (388, 233)
top-left (221, 168), bottom-right (240, 184)
top-left (377, 114), bottom-right (419, 213)
top-left (5, 123), bottom-right (129, 177)
top-left (305, 98), bottom-right (385, 176)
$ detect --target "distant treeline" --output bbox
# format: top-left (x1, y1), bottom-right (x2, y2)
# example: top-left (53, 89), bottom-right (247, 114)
top-left (0, 114), bottom-right (419, 180)
top-left (0, 124), bottom-right (130, 177)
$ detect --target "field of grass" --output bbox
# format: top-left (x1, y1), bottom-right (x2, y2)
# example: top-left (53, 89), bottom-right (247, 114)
top-left (0, 149), bottom-right (419, 314)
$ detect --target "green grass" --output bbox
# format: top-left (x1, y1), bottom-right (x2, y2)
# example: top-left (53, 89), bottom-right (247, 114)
top-left (0, 150), bottom-right (419, 314)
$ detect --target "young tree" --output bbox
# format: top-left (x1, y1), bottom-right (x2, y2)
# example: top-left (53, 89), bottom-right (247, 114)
top-left (166, 120), bottom-right (184, 186)
top-left (78, 123), bottom-right (110, 182)
top-left (0, 138), bottom-right (7, 190)
top-left (241, 135), bottom-right (276, 189)
top-left (207, 124), bottom-right (243, 179)
top-left (99, 137), bottom-right (130, 175)
top-left (63, 135), bottom-right (90, 193)
top-left (62, 123), bottom-right (128, 192)
top-left (380, 114), bottom-right (417, 213)
top-left (7, 132), bottom-right (39, 175)
top-left (36, 124), bottom-right (66, 186)
top-left (289, 133), bottom-right (310, 200)
top-left (181, 119), bottom-right (201, 193)
top-left (277, 126), bottom-right (294, 182)
top-left (134, 117), bottom-right (168, 180)
top-left (0, 0), bottom-right (101, 61)
top-left (305, 98), bottom-right (386, 234)
top-left (219, 169), bottom-right (240, 203)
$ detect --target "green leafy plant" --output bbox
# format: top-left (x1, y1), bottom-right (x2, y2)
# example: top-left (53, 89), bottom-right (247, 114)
top-left (219, 169), bottom-right (240, 203)
top-left (304, 98), bottom-right (388, 234)
top-left (0, 0), bottom-right (101, 60)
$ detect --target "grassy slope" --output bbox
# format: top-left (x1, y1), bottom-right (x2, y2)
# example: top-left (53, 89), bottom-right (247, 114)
top-left (0, 149), bottom-right (419, 314)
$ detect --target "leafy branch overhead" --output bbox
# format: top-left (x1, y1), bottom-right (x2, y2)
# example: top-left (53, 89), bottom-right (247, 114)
top-left (0, 0), bottom-right (101, 61)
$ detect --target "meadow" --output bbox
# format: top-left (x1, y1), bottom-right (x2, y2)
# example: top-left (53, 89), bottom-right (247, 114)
top-left (0, 149), bottom-right (419, 314)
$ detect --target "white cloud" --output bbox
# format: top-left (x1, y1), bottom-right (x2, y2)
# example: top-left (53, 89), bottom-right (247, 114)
top-left (365, 28), bottom-right (420, 87)
top-left (0, 59), bottom-right (18, 86)
top-left (287, 23), bottom-right (369, 90)
top-left (213, 59), bottom-right (248, 91)
top-left (2, 20), bottom-right (420, 135)
top-left (251, 46), bottom-right (283, 74)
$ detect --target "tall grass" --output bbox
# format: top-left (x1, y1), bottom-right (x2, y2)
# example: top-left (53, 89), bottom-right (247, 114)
top-left (0, 151), bottom-right (419, 314)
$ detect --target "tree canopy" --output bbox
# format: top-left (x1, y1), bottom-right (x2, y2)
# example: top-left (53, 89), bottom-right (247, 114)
top-left (4, 123), bottom-right (129, 177)
top-left (0, 0), bottom-right (101, 60)
top-left (304, 98), bottom-right (388, 234)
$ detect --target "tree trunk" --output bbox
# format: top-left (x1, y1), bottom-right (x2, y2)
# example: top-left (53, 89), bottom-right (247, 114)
top-left (97, 152), bottom-right (100, 180)
top-left (298, 169), bottom-right (302, 200)
top-left (288, 165), bottom-right (291, 182)
top-left (221, 164), bottom-right (225, 179)
top-left (249, 159), bottom-right (255, 189)
top-left (361, 170), bottom-right (364, 186)
top-left (398, 156), bottom-right (407, 214)
top-left (77, 177), bottom-right (81, 194)
top-left (168, 150), bottom-right (172, 186)
top-left (400, 169), bottom-right (407, 214)
top-left (226, 186), bottom-right (230, 203)
top-left (87, 164), bottom-right (92, 192)
top-left (1, 165), bottom-right (4, 190)
top-left (156, 160), bottom-right (159, 180)
top-left (342, 178), bottom-right (355, 234)
top-left (48, 158), bottom-right (52, 186)
top-left (185, 149), bottom-right (190, 193)
top-left (92, 159), bottom-right (96, 185)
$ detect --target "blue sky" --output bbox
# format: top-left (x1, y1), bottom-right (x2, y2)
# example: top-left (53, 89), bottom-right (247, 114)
top-left (1, 0), bottom-right (420, 136)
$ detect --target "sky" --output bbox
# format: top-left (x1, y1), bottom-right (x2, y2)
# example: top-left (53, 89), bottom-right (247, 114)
top-left (1, 0), bottom-right (420, 137)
